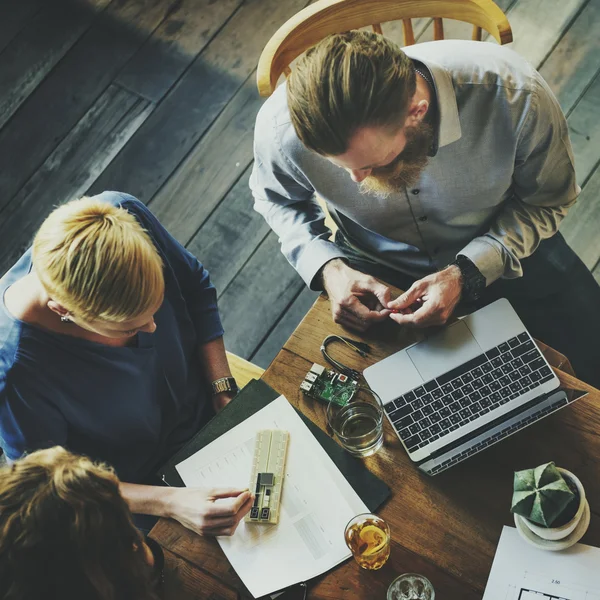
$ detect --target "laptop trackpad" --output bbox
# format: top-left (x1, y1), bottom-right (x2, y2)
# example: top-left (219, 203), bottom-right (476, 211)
top-left (407, 320), bottom-right (483, 382)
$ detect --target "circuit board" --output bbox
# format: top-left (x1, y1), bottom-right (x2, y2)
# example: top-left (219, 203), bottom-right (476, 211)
top-left (245, 429), bottom-right (289, 525)
top-left (299, 363), bottom-right (358, 407)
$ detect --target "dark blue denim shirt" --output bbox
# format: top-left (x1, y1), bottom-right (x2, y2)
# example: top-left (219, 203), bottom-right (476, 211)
top-left (0, 192), bottom-right (223, 482)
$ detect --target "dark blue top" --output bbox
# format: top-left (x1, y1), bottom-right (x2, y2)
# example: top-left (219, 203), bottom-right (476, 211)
top-left (0, 192), bottom-right (223, 482)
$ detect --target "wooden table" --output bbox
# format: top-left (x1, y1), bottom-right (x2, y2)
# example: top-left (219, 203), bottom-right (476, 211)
top-left (151, 294), bottom-right (600, 599)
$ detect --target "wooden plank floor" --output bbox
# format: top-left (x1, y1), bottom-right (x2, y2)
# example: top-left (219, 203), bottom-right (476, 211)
top-left (0, 0), bottom-right (599, 371)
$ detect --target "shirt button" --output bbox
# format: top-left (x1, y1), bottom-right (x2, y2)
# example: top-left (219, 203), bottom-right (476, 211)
top-left (412, 189), bottom-right (420, 195)
top-left (418, 216), bottom-right (427, 222)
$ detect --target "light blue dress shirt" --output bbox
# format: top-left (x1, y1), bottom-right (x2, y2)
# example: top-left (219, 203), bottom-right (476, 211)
top-left (250, 40), bottom-right (579, 289)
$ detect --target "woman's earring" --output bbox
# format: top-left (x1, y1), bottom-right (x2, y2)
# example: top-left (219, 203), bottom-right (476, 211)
top-left (60, 316), bottom-right (71, 323)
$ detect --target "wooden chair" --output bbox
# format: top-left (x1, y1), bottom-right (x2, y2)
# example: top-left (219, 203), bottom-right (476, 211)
top-left (256, 0), bottom-right (512, 237)
top-left (257, 0), bottom-right (512, 97)
top-left (227, 351), bottom-right (264, 389)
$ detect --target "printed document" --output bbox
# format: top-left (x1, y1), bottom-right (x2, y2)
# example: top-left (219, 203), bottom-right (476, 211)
top-left (483, 526), bottom-right (600, 600)
top-left (176, 395), bottom-right (369, 598)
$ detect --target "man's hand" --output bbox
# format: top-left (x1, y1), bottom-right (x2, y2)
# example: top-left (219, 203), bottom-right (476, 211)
top-left (321, 259), bottom-right (391, 332)
top-left (166, 487), bottom-right (253, 536)
top-left (388, 265), bottom-right (463, 327)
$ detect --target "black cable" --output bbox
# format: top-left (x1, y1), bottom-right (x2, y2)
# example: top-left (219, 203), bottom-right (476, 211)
top-left (320, 335), bottom-right (371, 380)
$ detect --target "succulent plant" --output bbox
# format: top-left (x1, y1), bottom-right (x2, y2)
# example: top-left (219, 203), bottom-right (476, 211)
top-left (511, 462), bottom-right (576, 527)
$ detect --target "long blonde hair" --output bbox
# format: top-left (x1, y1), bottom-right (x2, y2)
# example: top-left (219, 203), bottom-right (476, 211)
top-left (0, 447), bottom-right (159, 600)
top-left (32, 197), bottom-right (164, 323)
top-left (287, 31), bottom-right (416, 156)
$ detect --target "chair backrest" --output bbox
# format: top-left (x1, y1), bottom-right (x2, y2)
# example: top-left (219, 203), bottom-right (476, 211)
top-left (226, 351), bottom-right (264, 389)
top-left (257, 0), bottom-right (512, 97)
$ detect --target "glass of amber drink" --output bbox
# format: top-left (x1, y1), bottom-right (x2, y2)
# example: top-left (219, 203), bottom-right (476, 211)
top-left (344, 513), bottom-right (391, 570)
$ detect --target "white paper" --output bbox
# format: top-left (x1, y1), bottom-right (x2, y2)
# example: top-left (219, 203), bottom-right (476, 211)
top-left (483, 526), bottom-right (600, 600)
top-left (176, 395), bottom-right (369, 598)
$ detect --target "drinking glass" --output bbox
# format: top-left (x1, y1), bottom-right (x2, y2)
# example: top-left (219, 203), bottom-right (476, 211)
top-left (344, 513), bottom-right (391, 570)
top-left (387, 574), bottom-right (435, 600)
top-left (326, 386), bottom-right (384, 457)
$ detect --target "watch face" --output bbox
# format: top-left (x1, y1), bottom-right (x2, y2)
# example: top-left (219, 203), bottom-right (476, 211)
top-left (213, 378), bottom-right (238, 394)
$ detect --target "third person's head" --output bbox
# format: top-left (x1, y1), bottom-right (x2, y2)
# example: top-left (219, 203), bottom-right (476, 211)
top-left (0, 447), bottom-right (160, 600)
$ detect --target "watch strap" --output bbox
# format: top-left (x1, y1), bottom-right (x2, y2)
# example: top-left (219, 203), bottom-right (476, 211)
top-left (211, 376), bottom-right (239, 395)
top-left (452, 255), bottom-right (486, 302)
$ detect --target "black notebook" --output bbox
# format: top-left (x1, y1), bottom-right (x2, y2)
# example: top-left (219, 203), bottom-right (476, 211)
top-left (158, 379), bottom-right (390, 513)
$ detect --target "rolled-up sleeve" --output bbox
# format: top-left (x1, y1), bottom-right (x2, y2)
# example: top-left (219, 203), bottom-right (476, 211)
top-left (250, 110), bottom-right (346, 290)
top-left (459, 77), bottom-right (579, 285)
top-left (114, 193), bottom-right (224, 344)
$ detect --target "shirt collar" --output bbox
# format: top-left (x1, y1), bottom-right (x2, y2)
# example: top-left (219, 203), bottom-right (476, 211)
top-left (403, 46), bottom-right (462, 149)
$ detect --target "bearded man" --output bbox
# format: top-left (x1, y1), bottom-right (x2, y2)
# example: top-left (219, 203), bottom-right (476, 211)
top-left (250, 31), bottom-right (600, 387)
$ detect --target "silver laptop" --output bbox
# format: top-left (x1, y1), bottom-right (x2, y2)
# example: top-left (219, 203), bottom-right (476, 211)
top-left (364, 298), bottom-right (572, 475)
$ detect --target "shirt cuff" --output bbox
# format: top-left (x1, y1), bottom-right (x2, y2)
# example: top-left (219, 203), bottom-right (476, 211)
top-left (296, 238), bottom-right (348, 291)
top-left (457, 236), bottom-right (507, 286)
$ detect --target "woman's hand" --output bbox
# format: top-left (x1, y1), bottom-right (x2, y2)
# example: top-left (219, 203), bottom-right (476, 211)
top-left (212, 390), bottom-right (236, 412)
top-left (165, 487), bottom-right (253, 536)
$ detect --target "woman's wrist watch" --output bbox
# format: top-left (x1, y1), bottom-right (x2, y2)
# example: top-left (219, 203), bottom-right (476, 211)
top-left (211, 376), bottom-right (239, 396)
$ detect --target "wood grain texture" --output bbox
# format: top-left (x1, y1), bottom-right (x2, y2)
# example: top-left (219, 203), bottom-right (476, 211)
top-left (0, 0), bottom-right (44, 55)
top-left (0, 0), bottom-right (173, 212)
top-left (433, 17), bottom-right (444, 40)
top-left (149, 77), bottom-right (263, 244)
top-left (379, 18), bottom-right (431, 48)
top-left (0, 0), bottom-right (110, 130)
top-left (560, 164), bottom-right (600, 269)
top-left (185, 165), bottom-right (271, 295)
top-left (566, 70), bottom-right (600, 187)
top-left (218, 232), bottom-right (306, 359)
top-left (151, 519), bottom-right (250, 597)
top-left (251, 286), bottom-right (319, 368)
top-left (308, 538), bottom-right (481, 599)
top-left (392, 0), bottom-right (514, 45)
top-left (258, 298), bottom-right (600, 596)
top-left (0, 84), bottom-right (152, 276)
top-left (87, 0), bottom-right (310, 203)
top-left (161, 547), bottom-right (239, 600)
top-left (149, 301), bottom-right (600, 599)
top-left (504, 0), bottom-right (587, 67)
top-left (227, 351), bottom-right (264, 388)
top-left (257, 0), bottom-right (512, 95)
top-left (539, 0), bottom-right (600, 115)
top-left (116, 0), bottom-right (242, 102)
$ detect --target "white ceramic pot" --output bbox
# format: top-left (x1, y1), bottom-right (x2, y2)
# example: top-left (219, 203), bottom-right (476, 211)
top-left (519, 468), bottom-right (586, 541)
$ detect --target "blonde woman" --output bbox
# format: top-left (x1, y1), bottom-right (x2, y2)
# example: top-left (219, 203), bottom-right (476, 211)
top-left (0, 446), bottom-right (162, 600)
top-left (0, 192), bottom-right (252, 534)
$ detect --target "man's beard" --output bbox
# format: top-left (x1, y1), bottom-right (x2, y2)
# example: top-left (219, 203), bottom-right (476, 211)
top-left (359, 122), bottom-right (434, 198)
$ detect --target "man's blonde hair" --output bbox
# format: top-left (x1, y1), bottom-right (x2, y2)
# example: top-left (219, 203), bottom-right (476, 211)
top-left (287, 31), bottom-right (416, 156)
top-left (32, 198), bottom-right (164, 323)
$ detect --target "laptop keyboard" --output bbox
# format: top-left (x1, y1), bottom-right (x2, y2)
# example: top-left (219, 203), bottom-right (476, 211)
top-left (384, 333), bottom-right (555, 453)
top-left (425, 392), bottom-right (568, 475)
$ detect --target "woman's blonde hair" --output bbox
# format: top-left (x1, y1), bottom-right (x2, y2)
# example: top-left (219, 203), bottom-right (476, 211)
top-left (32, 197), bottom-right (164, 323)
top-left (287, 31), bottom-right (416, 156)
top-left (0, 447), bottom-right (159, 600)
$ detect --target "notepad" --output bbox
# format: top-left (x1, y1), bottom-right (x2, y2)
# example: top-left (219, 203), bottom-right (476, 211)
top-left (175, 395), bottom-right (370, 598)
top-left (483, 526), bottom-right (600, 599)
